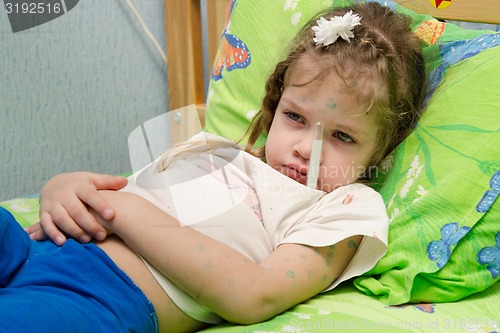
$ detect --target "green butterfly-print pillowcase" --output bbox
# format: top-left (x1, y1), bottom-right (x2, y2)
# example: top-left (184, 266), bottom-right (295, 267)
top-left (354, 45), bottom-right (500, 304)
top-left (204, 0), bottom-right (500, 304)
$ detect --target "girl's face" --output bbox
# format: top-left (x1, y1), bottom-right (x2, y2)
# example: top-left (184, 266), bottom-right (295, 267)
top-left (265, 58), bottom-right (380, 192)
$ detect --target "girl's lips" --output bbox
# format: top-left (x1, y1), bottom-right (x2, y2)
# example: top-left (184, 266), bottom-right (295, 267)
top-left (282, 165), bottom-right (307, 184)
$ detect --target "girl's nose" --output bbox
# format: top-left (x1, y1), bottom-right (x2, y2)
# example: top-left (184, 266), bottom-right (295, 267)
top-left (294, 138), bottom-right (313, 160)
top-left (294, 123), bottom-right (325, 162)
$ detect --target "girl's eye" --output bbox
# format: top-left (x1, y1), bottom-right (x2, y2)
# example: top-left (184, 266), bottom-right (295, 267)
top-left (333, 131), bottom-right (355, 143)
top-left (285, 112), bottom-right (304, 123)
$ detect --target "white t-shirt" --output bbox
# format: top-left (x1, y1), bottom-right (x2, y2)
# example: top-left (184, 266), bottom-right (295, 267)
top-left (122, 132), bottom-right (388, 324)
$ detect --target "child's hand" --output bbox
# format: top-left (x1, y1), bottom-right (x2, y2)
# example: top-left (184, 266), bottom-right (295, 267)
top-left (27, 172), bottom-right (127, 246)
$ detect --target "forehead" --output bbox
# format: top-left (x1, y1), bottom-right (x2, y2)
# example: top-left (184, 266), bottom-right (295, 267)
top-left (285, 51), bottom-right (387, 108)
top-left (285, 55), bottom-right (361, 111)
top-left (285, 53), bottom-right (356, 103)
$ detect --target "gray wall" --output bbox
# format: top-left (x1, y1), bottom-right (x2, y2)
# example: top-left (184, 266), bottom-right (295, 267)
top-left (0, 0), bottom-right (168, 200)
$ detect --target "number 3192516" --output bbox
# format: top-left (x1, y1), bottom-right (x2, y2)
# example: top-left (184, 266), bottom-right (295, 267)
top-left (5, 2), bottom-right (62, 14)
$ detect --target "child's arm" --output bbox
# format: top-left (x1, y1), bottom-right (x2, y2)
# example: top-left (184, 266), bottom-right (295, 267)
top-left (26, 172), bottom-right (127, 245)
top-left (96, 190), bottom-right (361, 325)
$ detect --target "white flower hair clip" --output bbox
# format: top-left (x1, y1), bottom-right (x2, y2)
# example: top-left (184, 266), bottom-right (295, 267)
top-left (312, 11), bottom-right (362, 46)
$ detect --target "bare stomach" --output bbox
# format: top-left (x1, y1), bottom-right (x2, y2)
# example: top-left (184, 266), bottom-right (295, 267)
top-left (96, 236), bottom-right (209, 333)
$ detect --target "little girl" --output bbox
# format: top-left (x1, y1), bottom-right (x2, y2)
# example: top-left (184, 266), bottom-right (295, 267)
top-left (14, 3), bottom-right (426, 332)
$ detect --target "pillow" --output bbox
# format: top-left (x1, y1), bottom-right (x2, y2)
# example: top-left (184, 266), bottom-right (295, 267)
top-left (354, 45), bottom-right (500, 304)
top-left (0, 197), bottom-right (40, 228)
top-left (205, 0), bottom-right (500, 304)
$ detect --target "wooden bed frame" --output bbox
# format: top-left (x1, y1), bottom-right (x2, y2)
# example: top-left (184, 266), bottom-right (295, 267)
top-left (164, 0), bottom-right (500, 116)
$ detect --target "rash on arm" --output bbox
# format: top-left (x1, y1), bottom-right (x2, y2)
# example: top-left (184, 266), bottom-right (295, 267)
top-left (95, 190), bottom-right (362, 324)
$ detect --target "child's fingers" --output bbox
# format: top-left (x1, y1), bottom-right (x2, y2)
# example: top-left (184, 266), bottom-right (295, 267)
top-left (77, 186), bottom-right (115, 222)
top-left (25, 222), bottom-right (48, 241)
top-left (90, 174), bottom-right (128, 191)
top-left (38, 211), bottom-right (69, 246)
top-left (66, 207), bottom-right (107, 242)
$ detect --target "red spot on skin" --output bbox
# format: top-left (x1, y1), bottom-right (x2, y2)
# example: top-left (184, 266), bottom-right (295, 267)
top-left (342, 194), bottom-right (353, 205)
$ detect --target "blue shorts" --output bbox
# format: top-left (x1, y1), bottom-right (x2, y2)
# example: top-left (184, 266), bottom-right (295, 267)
top-left (0, 206), bottom-right (158, 333)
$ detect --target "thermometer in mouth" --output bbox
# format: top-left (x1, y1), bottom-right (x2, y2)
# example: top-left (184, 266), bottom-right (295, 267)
top-left (307, 122), bottom-right (324, 189)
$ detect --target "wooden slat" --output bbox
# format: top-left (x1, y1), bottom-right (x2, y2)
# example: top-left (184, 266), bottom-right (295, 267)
top-left (205, 0), bottom-right (229, 71)
top-left (164, 0), bottom-right (204, 110)
top-left (393, 0), bottom-right (500, 25)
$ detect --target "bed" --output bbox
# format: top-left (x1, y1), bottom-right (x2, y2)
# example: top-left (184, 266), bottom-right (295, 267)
top-left (1, 0), bottom-right (499, 332)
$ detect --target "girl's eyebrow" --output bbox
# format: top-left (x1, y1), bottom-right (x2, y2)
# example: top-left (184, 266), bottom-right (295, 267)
top-left (334, 122), bottom-right (369, 138)
top-left (280, 96), bottom-right (309, 115)
top-left (281, 97), bottom-right (318, 117)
